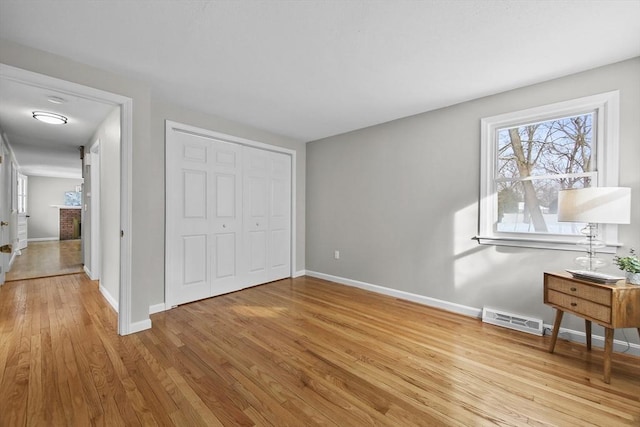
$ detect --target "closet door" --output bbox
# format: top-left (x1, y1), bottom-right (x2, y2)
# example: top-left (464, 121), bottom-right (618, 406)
top-left (243, 147), bottom-right (270, 286)
top-left (166, 131), bottom-right (213, 305)
top-left (166, 123), bottom-right (292, 307)
top-left (166, 133), bottom-right (244, 305)
top-left (243, 146), bottom-right (291, 286)
top-left (210, 141), bottom-right (243, 296)
top-left (266, 150), bottom-right (292, 282)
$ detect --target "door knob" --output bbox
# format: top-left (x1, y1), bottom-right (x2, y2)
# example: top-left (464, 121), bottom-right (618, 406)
top-left (0, 244), bottom-right (11, 254)
top-left (0, 221), bottom-right (8, 226)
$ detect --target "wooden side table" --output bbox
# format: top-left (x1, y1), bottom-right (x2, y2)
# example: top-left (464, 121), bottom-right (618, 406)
top-left (543, 272), bottom-right (640, 383)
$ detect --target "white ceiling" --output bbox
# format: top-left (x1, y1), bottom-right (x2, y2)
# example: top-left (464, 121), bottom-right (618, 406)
top-left (0, 1), bottom-right (639, 176)
top-left (0, 76), bottom-right (115, 178)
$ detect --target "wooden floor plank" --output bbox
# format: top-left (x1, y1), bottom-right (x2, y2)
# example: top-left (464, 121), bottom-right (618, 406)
top-left (1, 273), bottom-right (639, 426)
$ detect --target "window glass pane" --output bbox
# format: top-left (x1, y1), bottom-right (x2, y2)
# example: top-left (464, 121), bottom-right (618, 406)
top-left (497, 113), bottom-right (594, 179)
top-left (496, 178), bottom-right (591, 235)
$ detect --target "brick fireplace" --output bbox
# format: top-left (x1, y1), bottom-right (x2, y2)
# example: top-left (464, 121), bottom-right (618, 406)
top-left (60, 208), bottom-right (81, 240)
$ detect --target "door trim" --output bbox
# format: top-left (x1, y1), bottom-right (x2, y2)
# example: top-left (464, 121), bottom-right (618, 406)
top-left (0, 63), bottom-right (134, 335)
top-left (165, 120), bottom-right (297, 308)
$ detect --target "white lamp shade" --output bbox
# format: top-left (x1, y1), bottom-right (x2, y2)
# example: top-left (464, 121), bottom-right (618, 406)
top-left (557, 187), bottom-right (631, 224)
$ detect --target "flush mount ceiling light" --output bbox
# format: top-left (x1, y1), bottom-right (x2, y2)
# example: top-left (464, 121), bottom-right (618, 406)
top-left (32, 111), bottom-right (68, 125)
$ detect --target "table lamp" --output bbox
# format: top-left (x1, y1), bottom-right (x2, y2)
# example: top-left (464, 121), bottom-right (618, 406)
top-left (557, 187), bottom-right (631, 271)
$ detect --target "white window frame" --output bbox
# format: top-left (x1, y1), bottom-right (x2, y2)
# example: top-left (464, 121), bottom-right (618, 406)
top-left (478, 91), bottom-right (620, 252)
top-left (17, 173), bottom-right (27, 214)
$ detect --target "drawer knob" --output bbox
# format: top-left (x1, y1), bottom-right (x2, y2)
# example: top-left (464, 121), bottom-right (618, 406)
top-left (571, 302), bottom-right (577, 307)
top-left (570, 287), bottom-right (577, 291)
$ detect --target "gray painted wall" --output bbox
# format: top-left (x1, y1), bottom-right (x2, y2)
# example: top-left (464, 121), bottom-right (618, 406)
top-left (307, 58), bottom-right (640, 345)
top-left (27, 176), bottom-right (83, 239)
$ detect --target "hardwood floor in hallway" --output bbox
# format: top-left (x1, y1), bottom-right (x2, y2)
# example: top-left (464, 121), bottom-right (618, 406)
top-left (5, 240), bottom-right (83, 281)
top-left (0, 274), bottom-right (639, 426)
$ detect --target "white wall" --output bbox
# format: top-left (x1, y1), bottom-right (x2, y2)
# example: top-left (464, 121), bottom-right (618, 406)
top-left (307, 58), bottom-right (640, 346)
top-left (27, 176), bottom-right (83, 240)
top-left (84, 107), bottom-right (120, 305)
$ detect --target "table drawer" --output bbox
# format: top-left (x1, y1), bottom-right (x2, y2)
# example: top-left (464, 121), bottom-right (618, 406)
top-left (546, 276), bottom-right (611, 306)
top-left (547, 289), bottom-right (611, 324)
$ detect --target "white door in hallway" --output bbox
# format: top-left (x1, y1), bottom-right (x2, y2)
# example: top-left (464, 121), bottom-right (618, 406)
top-left (166, 124), bottom-right (291, 307)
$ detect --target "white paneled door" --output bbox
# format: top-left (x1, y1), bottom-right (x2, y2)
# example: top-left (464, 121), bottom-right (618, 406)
top-left (210, 140), bottom-right (243, 296)
top-left (243, 146), bottom-right (291, 286)
top-left (166, 125), bottom-right (292, 307)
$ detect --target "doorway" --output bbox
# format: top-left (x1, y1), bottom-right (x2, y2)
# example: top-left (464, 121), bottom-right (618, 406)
top-left (0, 63), bottom-right (133, 335)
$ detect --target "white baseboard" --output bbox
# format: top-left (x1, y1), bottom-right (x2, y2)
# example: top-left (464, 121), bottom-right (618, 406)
top-left (305, 270), bottom-right (482, 318)
top-left (305, 270), bottom-right (640, 357)
top-left (128, 318), bottom-right (152, 334)
top-left (293, 269), bottom-right (306, 278)
top-left (149, 303), bottom-right (166, 315)
top-left (9, 251), bottom-right (18, 269)
top-left (99, 284), bottom-right (119, 313)
top-left (546, 324), bottom-right (640, 356)
top-left (28, 237), bottom-right (58, 242)
top-left (83, 265), bottom-right (99, 281)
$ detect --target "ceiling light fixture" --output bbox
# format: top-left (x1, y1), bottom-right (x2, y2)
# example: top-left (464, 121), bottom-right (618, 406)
top-left (32, 111), bottom-right (68, 125)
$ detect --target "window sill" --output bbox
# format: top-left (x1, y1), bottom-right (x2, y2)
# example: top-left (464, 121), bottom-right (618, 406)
top-left (474, 235), bottom-right (621, 254)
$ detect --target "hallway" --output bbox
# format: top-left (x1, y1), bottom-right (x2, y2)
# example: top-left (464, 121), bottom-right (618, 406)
top-left (5, 240), bottom-right (83, 281)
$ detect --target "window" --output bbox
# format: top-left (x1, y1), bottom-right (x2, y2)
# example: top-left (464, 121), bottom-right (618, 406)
top-left (17, 173), bottom-right (27, 214)
top-left (478, 91), bottom-right (620, 251)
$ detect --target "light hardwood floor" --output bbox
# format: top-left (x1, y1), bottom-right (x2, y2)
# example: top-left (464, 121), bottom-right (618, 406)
top-left (5, 240), bottom-right (83, 281)
top-left (0, 274), bottom-right (638, 426)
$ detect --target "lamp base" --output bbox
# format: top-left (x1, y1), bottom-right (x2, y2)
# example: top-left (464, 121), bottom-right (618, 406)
top-left (575, 223), bottom-right (606, 271)
top-left (574, 255), bottom-right (606, 271)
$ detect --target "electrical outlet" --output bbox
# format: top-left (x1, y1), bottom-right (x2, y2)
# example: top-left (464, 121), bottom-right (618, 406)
top-left (334, 250), bottom-right (340, 260)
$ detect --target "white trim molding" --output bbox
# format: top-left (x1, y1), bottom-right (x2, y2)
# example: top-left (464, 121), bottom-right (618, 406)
top-left (149, 303), bottom-right (166, 315)
top-left (99, 284), bottom-right (118, 313)
top-left (293, 269), bottom-right (307, 278)
top-left (83, 265), bottom-right (98, 281)
top-left (128, 319), bottom-right (153, 334)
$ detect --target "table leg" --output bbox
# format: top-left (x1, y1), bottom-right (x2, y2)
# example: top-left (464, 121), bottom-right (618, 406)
top-left (549, 310), bottom-right (564, 353)
top-left (603, 328), bottom-right (613, 384)
top-left (585, 320), bottom-right (592, 351)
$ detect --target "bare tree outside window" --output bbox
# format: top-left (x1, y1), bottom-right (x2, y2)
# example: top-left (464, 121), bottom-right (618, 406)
top-left (495, 113), bottom-right (595, 235)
